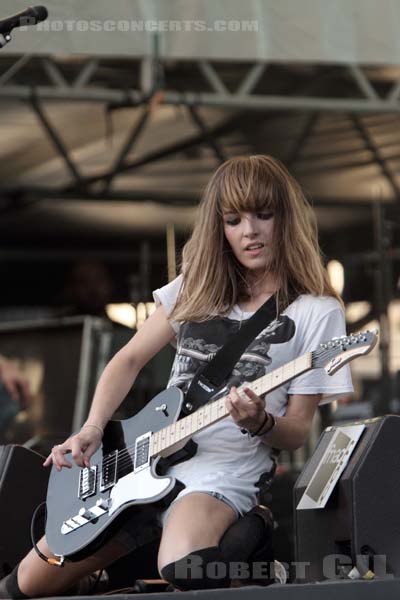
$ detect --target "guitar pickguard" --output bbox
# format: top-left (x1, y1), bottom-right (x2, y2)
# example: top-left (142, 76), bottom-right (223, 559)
top-left (109, 463), bottom-right (174, 515)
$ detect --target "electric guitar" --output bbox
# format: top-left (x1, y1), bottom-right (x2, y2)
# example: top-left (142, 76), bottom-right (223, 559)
top-left (45, 330), bottom-right (377, 560)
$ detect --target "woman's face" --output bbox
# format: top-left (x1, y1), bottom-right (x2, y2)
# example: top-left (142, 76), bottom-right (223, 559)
top-left (223, 209), bottom-right (274, 274)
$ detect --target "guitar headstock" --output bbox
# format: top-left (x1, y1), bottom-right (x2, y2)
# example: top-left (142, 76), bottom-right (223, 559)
top-left (312, 329), bottom-right (378, 375)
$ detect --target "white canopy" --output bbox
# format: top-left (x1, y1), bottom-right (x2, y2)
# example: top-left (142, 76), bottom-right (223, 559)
top-left (1, 0), bottom-right (400, 64)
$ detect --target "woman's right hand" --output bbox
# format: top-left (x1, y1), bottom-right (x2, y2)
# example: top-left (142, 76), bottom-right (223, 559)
top-left (43, 425), bottom-right (103, 471)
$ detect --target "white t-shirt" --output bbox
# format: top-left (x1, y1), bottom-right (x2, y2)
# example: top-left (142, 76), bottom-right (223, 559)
top-left (153, 274), bottom-right (353, 515)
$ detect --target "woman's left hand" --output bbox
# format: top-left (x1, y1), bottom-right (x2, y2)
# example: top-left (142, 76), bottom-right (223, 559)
top-left (225, 386), bottom-right (266, 434)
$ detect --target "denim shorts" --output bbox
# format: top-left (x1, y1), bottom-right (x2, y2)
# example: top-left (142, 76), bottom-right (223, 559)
top-left (158, 489), bottom-right (240, 527)
top-left (197, 491), bottom-right (239, 518)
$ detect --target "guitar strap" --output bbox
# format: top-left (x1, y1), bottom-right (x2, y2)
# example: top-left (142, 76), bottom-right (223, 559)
top-left (183, 292), bottom-right (298, 415)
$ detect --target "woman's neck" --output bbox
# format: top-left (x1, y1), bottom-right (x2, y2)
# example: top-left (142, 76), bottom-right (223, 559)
top-left (244, 273), bottom-right (279, 299)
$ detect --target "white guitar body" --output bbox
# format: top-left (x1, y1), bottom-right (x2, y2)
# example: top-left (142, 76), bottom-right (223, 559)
top-left (109, 460), bottom-right (175, 516)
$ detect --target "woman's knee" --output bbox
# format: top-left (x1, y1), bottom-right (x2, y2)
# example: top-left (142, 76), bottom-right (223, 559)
top-left (157, 493), bottom-right (237, 572)
top-left (160, 546), bottom-right (231, 591)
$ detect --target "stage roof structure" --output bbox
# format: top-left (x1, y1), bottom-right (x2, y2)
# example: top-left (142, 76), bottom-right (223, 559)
top-left (0, 0), bottom-right (398, 306)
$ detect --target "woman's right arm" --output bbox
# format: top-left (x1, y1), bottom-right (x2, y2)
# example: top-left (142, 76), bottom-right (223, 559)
top-left (45, 305), bottom-right (176, 470)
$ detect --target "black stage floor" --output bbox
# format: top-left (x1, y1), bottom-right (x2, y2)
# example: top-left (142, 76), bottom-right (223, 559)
top-left (47, 578), bottom-right (400, 600)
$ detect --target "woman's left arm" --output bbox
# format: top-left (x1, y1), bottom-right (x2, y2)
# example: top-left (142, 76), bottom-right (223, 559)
top-left (226, 388), bottom-right (322, 451)
top-left (258, 393), bottom-right (322, 450)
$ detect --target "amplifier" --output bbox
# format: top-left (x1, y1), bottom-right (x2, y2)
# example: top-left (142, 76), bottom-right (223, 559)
top-left (0, 445), bottom-right (49, 577)
top-left (294, 415), bottom-right (400, 582)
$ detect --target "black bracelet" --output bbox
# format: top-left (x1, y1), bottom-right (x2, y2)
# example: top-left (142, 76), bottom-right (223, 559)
top-left (240, 412), bottom-right (276, 437)
top-left (259, 412), bottom-right (276, 437)
top-left (239, 412), bottom-right (267, 438)
top-left (250, 411), bottom-right (270, 437)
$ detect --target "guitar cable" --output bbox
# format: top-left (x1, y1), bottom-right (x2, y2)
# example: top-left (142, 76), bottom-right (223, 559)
top-left (30, 502), bottom-right (65, 567)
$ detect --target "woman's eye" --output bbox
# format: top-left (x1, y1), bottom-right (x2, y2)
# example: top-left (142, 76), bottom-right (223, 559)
top-left (257, 212), bottom-right (273, 220)
top-left (225, 217), bottom-right (240, 226)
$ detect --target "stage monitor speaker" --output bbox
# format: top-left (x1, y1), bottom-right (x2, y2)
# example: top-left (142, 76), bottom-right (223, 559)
top-left (294, 415), bottom-right (400, 582)
top-left (0, 445), bottom-right (49, 577)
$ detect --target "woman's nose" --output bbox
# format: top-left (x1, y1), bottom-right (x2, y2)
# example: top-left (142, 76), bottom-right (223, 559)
top-left (242, 215), bottom-right (258, 236)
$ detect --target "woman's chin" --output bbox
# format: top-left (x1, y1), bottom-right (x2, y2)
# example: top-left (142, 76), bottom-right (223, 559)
top-left (241, 257), bottom-right (268, 271)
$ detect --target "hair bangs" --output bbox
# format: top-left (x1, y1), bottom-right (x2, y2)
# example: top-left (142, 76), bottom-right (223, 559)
top-left (216, 157), bottom-right (279, 216)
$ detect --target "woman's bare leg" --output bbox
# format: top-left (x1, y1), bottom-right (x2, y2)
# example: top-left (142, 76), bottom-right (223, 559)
top-left (157, 492), bottom-right (237, 573)
top-left (16, 493), bottom-right (236, 596)
top-left (17, 535), bottom-right (130, 598)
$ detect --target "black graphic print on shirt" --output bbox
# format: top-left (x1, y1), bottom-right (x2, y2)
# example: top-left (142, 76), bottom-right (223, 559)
top-left (168, 315), bottom-right (296, 395)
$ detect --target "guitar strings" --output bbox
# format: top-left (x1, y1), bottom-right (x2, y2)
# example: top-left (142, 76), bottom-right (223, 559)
top-left (95, 396), bottom-right (229, 472)
top-left (86, 373), bottom-right (278, 477)
top-left (89, 371), bottom-right (282, 476)
top-left (83, 349), bottom-right (337, 484)
top-left (84, 345), bottom-right (361, 479)
top-left (89, 384), bottom-right (275, 479)
top-left (92, 368), bottom-right (286, 475)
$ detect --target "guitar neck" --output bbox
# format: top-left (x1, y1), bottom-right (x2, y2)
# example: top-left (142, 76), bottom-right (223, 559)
top-left (150, 351), bottom-right (312, 457)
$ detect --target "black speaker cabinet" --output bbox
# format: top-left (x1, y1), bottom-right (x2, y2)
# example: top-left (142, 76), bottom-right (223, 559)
top-left (0, 445), bottom-right (49, 577)
top-left (294, 415), bottom-right (400, 582)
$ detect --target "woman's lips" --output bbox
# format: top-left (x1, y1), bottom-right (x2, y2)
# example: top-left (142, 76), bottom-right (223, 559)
top-left (244, 244), bottom-right (264, 257)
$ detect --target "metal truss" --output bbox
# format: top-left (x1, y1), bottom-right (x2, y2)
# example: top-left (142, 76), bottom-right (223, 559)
top-left (1, 55), bottom-right (400, 112)
top-left (1, 54), bottom-right (400, 209)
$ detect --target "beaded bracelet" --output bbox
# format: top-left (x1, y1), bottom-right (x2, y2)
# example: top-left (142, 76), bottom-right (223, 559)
top-left (82, 423), bottom-right (104, 436)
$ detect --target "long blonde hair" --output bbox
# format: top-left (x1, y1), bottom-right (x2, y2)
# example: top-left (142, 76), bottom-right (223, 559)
top-left (170, 155), bottom-right (340, 322)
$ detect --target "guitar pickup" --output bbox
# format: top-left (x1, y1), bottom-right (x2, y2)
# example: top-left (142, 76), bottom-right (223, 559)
top-left (134, 432), bottom-right (151, 472)
top-left (78, 465), bottom-right (97, 500)
top-left (100, 450), bottom-right (118, 492)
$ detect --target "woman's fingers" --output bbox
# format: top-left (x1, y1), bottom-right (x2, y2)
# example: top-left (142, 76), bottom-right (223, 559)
top-left (242, 387), bottom-right (263, 403)
top-left (43, 430), bottom-right (101, 470)
top-left (43, 453), bottom-right (52, 468)
top-left (43, 443), bottom-right (72, 471)
top-left (228, 386), bottom-right (263, 414)
top-left (225, 386), bottom-right (265, 430)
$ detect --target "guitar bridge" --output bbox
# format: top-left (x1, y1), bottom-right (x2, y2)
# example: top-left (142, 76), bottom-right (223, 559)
top-left (78, 465), bottom-right (97, 500)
